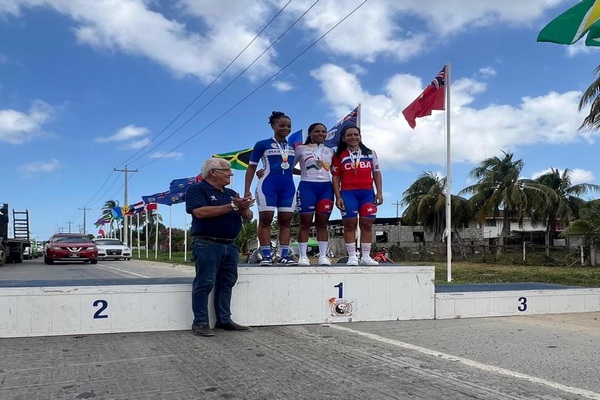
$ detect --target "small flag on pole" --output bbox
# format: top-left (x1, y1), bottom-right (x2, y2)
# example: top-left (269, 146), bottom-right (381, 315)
top-left (212, 148), bottom-right (253, 170)
top-left (324, 106), bottom-right (359, 149)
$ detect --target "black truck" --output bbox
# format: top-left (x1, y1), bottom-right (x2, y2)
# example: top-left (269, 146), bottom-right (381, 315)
top-left (0, 203), bottom-right (32, 266)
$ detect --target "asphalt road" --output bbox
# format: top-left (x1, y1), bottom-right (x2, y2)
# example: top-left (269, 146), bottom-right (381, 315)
top-left (1, 258), bottom-right (599, 399)
top-left (1, 313), bottom-right (599, 399)
top-left (0, 256), bottom-right (195, 282)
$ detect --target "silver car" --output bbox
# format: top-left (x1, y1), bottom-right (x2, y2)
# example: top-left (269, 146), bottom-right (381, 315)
top-left (93, 238), bottom-right (132, 261)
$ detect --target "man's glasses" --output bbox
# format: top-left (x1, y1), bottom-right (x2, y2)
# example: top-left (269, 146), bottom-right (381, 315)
top-left (213, 168), bottom-right (232, 172)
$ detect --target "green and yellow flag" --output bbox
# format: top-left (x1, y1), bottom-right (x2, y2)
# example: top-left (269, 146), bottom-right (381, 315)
top-left (212, 148), bottom-right (253, 170)
top-left (537, 0), bottom-right (600, 46)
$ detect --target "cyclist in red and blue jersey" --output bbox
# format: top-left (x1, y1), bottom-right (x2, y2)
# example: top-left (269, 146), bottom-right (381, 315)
top-left (331, 125), bottom-right (383, 266)
top-left (244, 111), bottom-right (297, 265)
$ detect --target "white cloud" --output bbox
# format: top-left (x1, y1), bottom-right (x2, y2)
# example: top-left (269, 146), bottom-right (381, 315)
top-left (19, 159), bottom-right (61, 176)
top-left (531, 168), bottom-right (596, 185)
top-left (4, 0), bottom-right (279, 83)
top-left (1, 0), bottom-right (566, 83)
top-left (95, 124), bottom-right (149, 143)
top-left (121, 138), bottom-right (151, 150)
top-left (288, 0), bottom-right (561, 61)
top-left (272, 80), bottom-right (293, 92)
top-left (0, 100), bottom-right (54, 144)
top-left (478, 67), bottom-right (496, 78)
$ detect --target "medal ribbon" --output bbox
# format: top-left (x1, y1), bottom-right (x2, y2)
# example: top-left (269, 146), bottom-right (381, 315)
top-left (311, 144), bottom-right (323, 162)
top-left (274, 138), bottom-right (289, 163)
top-left (349, 150), bottom-right (361, 172)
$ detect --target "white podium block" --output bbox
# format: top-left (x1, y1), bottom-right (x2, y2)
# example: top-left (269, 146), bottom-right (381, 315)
top-left (0, 266), bottom-right (435, 338)
top-left (435, 286), bottom-right (600, 319)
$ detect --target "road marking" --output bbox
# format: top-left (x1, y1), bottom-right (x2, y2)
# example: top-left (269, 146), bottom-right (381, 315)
top-left (95, 263), bottom-right (150, 278)
top-left (330, 324), bottom-right (600, 400)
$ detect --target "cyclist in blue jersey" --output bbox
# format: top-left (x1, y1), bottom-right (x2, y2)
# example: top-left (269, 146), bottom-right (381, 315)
top-left (244, 111), bottom-right (297, 265)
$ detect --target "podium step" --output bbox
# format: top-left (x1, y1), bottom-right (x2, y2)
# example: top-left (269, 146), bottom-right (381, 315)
top-left (0, 266), bottom-right (435, 338)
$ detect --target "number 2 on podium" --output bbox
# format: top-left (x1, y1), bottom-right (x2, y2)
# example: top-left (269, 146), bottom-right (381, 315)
top-left (93, 299), bottom-right (109, 319)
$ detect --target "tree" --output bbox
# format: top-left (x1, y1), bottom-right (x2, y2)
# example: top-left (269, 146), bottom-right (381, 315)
top-left (561, 199), bottom-right (600, 265)
top-left (535, 168), bottom-right (600, 256)
top-left (460, 151), bottom-right (551, 254)
top-left (579, 65), bottom-right (600, 130)
top-left (144, 209), bottom-right (164, 249)
top-left (402, 172), bottom-right (473, 248)
top-left (236, 219), bottom-right (258, 253)
top-left (101, 200), bottom-right (119, 237)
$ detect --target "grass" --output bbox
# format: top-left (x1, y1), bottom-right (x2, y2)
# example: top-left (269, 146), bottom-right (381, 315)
top-left (408, 261), bottom-right (600, 287)
top-left (134, 251), bottom-right (600, 288)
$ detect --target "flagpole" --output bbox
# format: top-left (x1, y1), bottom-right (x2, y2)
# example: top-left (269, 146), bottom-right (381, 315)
top-left (155, 206), bottom-right (159, 259)
top-left (145, 208), bottom-right (149, 259)
top-left (129, 214), bottom-right (133, 251)
top-left (168, 205), bottom-right (172, 260)
top-left (184, 208), bottom-right (188, 262)
top-left (356, 103), bottom-right (362, 253)
top-left (136, 212), bottom-right (140, 258)
top-left (445, 63), bottom-right (452, 282)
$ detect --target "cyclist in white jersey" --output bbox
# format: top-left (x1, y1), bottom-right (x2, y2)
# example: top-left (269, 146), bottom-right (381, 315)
top-left (294, 123), bottom-right (335, 266)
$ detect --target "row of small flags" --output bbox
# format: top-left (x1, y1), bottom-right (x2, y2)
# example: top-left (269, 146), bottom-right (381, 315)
top-left (94, 176), bottom-right (202, 227)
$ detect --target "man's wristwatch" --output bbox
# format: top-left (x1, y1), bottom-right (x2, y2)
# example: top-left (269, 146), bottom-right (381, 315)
top-left (230, 201), bottom-right (239, 211)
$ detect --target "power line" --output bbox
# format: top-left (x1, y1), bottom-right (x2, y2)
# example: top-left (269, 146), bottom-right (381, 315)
top-left (136, 0), bottom-right (368, 169)
top-left (128, 0), bottom-right (320, 166)
top-left (118, 0), bottom-right (294, 168)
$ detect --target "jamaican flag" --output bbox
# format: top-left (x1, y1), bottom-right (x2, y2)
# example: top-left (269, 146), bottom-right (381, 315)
top-left (212, 147), bottom-right (253, 170)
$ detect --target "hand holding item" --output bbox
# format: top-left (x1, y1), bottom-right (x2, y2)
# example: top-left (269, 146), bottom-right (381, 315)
top-left (235, 194), bottom-right (255, 210)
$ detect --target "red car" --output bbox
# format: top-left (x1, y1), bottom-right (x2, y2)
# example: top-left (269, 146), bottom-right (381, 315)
top-left (44, 233), bottom-right (98, 264)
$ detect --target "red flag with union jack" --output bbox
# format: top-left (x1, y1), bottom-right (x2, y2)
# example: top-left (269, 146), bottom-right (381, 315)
top-left (402, 66), bottom-right (446, 129)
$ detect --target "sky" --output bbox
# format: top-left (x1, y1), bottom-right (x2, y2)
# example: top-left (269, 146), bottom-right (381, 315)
top-left (2, 0), bottom-right (600, 241)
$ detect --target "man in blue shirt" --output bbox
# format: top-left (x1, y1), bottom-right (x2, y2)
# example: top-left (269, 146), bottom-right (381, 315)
top-left (186, 158), bottom-right (254, 337)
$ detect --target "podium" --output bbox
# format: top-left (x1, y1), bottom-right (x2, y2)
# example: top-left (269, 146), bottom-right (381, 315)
top-left (0, 265), bottom-right (435, 338)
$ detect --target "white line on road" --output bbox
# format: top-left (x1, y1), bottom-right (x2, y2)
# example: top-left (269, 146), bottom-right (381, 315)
top-left (95, 263), bottom-right (150, 278)
top-left (330, 324), bottom-right (600, 400)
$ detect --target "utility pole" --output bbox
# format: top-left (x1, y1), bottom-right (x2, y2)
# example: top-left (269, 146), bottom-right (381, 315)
top-left (66, 221), bottom-right (74, 233)
top-left (114, 165), bottom-right (138, 246)
top-left (79, 207), bottom-right (91, 235)
top-left (392, 201), bottom-right (402, 219)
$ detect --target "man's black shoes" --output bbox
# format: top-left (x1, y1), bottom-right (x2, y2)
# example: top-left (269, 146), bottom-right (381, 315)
top-left (215, 321), bottom-right (252, 331)
top-left (192, 324), bottom-right (215, 337)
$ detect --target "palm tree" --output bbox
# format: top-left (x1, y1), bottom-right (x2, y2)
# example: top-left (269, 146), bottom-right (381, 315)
top-left (560, 199), bottom-right (600, 265)
top-left (535, 168), bottom-right (600, 256)
top-left (460, 151), bottom-right (551, 254)
top-left (402, 172), bottom-right (447, 242)
top-left (101, 200), bottom-right (119, 237)
top-left (579, 65), bottom-right (600, 130)
top-left (236, 219), bottom-right (258, 253)
top-left (144, 208), bottom-right (163, 249)
top-left (402, 172), bottom-right (473, 251)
